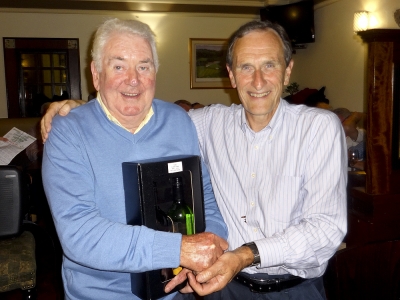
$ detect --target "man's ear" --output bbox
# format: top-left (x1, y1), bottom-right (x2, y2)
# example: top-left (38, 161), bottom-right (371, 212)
top-left (226, 64), bottom-right (237, 88)
top-left (284, 59), bottom-right (294, 86)
top-left (91, 61), bottom-right (100, 91)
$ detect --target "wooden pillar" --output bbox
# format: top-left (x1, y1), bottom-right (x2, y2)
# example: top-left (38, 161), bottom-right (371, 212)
top-left (346, 29), bottom-right (400, 246)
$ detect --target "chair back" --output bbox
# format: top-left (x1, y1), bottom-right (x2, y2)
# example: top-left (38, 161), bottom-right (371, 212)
top-left (0, 165), bottom-right (23, 238)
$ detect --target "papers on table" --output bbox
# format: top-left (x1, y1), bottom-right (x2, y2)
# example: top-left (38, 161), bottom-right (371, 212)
top-left (0, 127), bottom-right (37, 165)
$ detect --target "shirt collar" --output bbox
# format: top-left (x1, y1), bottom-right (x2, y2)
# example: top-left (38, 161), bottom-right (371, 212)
top-left (96, 92), bottom-right (154, 134)
top-left (239, 99), bottom-right (284, 133)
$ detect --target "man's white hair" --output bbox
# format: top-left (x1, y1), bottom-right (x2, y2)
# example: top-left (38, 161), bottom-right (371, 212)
top-left (91, 18), bottom-right (159, 73)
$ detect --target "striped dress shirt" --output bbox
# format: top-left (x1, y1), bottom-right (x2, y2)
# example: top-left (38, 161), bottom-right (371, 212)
top-left (189, 99), bottom-right (347, 278)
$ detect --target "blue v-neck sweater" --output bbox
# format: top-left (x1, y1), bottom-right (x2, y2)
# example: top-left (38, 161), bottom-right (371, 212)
top-left (42, 99), bottom-right (227, 300)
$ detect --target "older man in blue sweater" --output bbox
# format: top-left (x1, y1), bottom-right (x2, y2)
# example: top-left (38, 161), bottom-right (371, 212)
top-left (42, 18), bottom-right (227, 300)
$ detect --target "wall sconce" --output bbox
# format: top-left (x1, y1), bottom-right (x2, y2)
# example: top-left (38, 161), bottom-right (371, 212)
top-left (353, 11), bottom-right (369, 32)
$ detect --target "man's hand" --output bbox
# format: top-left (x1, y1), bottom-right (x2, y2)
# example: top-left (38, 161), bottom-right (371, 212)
top-left (164, 268), bottom-right (194, 294)
top-left (180, 232), bottom-right (228, 273)
top-left (187, 246), bottom-right (254, 296)
top-left (164, 232), bottom-right (228, 294)
top-left (352, 160), bottom-right (365, 171)
top-left (40, 99), bottom-right (86, 142)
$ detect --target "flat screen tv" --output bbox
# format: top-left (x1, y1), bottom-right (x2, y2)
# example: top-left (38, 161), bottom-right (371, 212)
top-left (260, 0), bottom-right (315, 46)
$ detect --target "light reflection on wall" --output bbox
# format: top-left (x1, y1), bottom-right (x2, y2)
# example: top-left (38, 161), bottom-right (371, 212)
top-left (126, 12), bottom-right (168, 73)
top-left (363, 0), bottom-right (387, 28)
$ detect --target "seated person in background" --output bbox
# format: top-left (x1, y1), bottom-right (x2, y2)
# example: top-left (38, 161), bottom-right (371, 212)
top-left (284, 87), bottom-right (317, 105)
top-left (285, 86), bottom-right (332, 110)
top-left (333, 108), bottom-right (366, 170)
top-left (348, 141), bottom-right (365, 161)
top-left (42, 18), bottom-right (227, 300)
top-left (303, 87), bottom-right (333, 110)
top-left (174, 99), bottom-right (192, 112)
top-left (191, 102), bottom-right (205, 109)
top-left (174, 100), bottom-right (205, 112)
top-left (2, 122), bottom-right (43, 171)
top-left (333, 108), bottom-right (365, 148)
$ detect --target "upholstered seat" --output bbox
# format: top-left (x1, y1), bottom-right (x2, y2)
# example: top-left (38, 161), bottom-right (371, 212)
top-left (0, 231), bottom-right (36, 294)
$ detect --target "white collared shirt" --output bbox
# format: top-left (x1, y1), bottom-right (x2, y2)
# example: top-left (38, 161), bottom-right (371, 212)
top-left (189, 100), bottom-right (347, 278)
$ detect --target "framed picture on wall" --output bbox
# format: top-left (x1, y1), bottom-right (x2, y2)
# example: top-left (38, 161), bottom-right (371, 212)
top-left (189, 38), bottom-right (232, 89)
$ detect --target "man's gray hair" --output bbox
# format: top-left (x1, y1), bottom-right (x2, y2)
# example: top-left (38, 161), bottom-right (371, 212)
top-left (332, 108), bottom-right (352, 122)
top-left (92, 18), bottom-right (159, 72)
top-left (226, 20), bottom-right (293, 68)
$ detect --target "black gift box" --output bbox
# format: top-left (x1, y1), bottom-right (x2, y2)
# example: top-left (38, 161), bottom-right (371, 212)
top-left (122, 155), bottom-right (206, 300)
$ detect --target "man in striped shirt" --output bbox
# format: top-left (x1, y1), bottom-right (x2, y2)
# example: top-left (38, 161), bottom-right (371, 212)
top-left (41, 20), bottom-right (347, 300)
top-left (178, 20), bottom-right (347, 300)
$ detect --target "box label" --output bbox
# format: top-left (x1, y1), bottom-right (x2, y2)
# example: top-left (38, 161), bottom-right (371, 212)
top-left (168, 161), bottom-right (183, 173)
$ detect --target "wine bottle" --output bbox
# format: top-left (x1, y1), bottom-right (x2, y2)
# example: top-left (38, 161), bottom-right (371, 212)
top-left (167, 176), bottom-right (194, 235)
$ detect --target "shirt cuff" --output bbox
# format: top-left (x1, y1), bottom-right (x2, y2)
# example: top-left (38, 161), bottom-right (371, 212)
top-left (152, 231), bottom-right (182, 269)
top-left (256, 235), bottom-right (285, 268)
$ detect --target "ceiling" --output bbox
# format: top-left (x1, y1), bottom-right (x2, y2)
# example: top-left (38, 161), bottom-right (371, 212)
top-left (0, 0), bottom-right (336, 15)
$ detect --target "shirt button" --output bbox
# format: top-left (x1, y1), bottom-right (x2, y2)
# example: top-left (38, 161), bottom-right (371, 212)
top-left (269, 136), bottom-right (273, 140)
top-left (253, 228), bottom-right (258, 232)
top-left (251, 173), bottom-right (256, 178)
top-left (254, 145), bottom-right (259, 150)
top-left (250, 201), bottom-right (255, 207)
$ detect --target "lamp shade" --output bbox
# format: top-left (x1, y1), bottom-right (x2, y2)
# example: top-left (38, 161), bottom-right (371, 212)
top-left (354, 11), bottom-right (369, 32)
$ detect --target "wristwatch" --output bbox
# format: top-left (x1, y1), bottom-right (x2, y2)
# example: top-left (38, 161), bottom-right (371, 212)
top-left (242, 242), bottom-right (260, 267)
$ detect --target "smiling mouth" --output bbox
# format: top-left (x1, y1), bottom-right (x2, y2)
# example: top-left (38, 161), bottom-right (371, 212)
top-left (121, 92), bottom-right (139, 97)
top-left (249, 91), bottom-right (270, 98)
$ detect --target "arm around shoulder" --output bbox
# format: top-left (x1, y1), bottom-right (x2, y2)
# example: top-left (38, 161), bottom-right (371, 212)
top-left (41, 99), bottom-right (87, 142)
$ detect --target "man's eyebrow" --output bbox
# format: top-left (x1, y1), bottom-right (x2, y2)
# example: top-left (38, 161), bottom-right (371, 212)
top-left (263, 59), bottom-right (280, 65)
top-left (237, 59), bottom-right (278, 67)
top-left (106, 56), bottom-right (154, 65)
top-left (237, 62), bottom-right (252, 68)
top-left (108, 56), bottom-right (125, 62)
top-left (139, 58), bottom-right (154, 64)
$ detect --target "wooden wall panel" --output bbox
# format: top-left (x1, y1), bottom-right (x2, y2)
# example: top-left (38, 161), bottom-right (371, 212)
top-left (365, 41), bottom-right (393, 194)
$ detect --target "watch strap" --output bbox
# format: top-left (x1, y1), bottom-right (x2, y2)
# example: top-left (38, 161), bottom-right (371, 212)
top-left (242, 242), bottom-right (260, 267)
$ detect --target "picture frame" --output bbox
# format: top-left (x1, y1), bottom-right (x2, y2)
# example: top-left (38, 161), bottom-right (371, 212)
top-left (189, 38), bottom-right (232, 89)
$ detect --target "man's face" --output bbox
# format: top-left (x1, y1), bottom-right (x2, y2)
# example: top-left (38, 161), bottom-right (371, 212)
top-left (91, 33), bottom-right (156, 129)
top-left (227, 30), bottom-right (293, 127)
